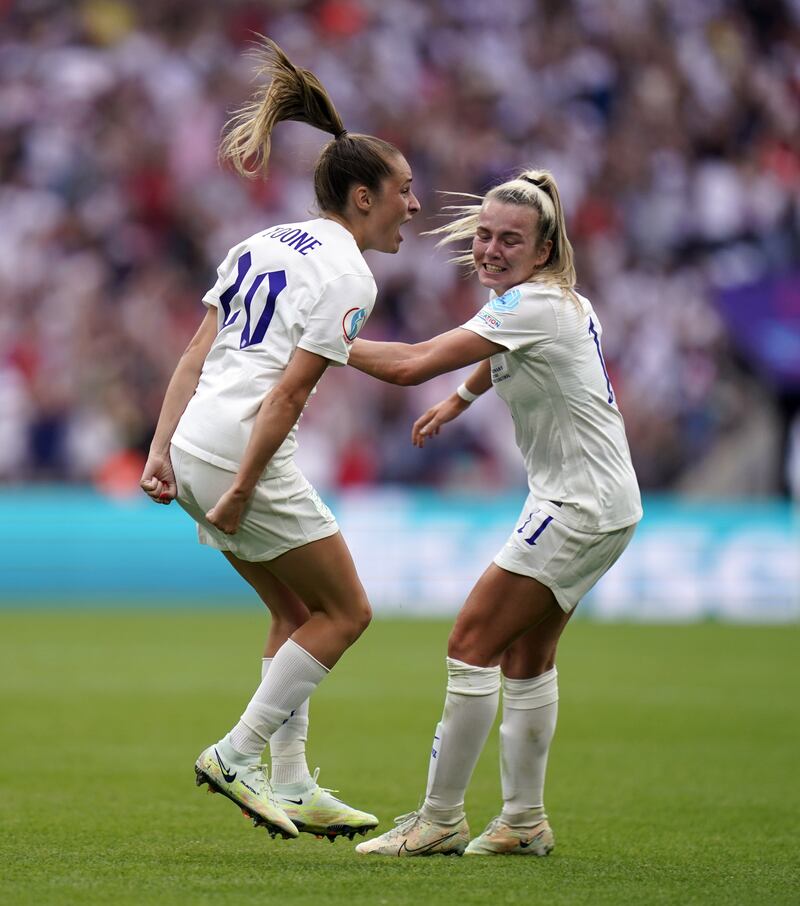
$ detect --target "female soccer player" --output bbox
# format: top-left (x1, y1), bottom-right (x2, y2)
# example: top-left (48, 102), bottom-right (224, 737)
top-left (349, 170), bottom-right (642, 856)
top-left (139, 39), bottom-right (419, 842)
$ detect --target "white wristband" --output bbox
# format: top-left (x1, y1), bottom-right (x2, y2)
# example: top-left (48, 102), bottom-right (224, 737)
top-left (456, 382), bottom-right (480, 403)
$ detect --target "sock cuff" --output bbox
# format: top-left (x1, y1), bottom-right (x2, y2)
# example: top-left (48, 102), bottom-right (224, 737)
top-left (285, 638), bottom-right (329, 676)
top-left (446, 657), bottom-right (501, 696)
top-left (261, 657), bottom-right (273, 680)
top-left (502, 666), bottom-right (558, 709)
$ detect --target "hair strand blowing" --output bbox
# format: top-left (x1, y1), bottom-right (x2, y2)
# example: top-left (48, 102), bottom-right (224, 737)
top-left (220, 35), bottom-right (346, 179)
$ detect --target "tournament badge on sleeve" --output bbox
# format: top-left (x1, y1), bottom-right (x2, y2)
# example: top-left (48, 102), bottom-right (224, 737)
top-left (342, 307), bottom-right (368, 343)
top-left (490, 288), bottom-right (521, 313)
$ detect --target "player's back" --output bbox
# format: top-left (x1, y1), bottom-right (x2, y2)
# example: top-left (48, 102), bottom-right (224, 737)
top-left (172, 218), bottom-right (376, 476)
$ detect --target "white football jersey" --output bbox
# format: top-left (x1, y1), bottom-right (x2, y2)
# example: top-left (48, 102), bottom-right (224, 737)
top-left (172, 218), bottom-right (376, 476)
top-left (462, 283), bottom-right (642, 533)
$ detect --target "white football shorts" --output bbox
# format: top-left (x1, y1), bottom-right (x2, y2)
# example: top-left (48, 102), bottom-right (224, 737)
top-left (494, 493), bottom-right (636, 613)
top-left (170, 445), bottom-right (339, 562)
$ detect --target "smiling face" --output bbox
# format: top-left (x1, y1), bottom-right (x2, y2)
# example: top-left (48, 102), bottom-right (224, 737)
top-left (361, 154), bottom-right (420, 253)
top-left (472, 199), bottom-right (552, 296)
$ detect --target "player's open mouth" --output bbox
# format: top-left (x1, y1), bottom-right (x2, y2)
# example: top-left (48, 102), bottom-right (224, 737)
top-left (483, 264), bottom-right (505, 273)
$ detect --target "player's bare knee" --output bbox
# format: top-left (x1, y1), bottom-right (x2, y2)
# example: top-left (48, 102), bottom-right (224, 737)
top-left (329, 598), bottom-right (371, 647)
top-left (349, 599), bottom-right (372, 639)
top-left (447, 625), bottom-right (495, 666)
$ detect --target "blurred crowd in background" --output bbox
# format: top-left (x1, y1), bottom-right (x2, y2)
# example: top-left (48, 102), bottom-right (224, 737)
top-left (1, 0), bottom-right (799, 498)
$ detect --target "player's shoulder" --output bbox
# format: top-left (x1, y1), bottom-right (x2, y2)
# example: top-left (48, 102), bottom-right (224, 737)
top-left (513, 283), bottom-right (595, 321)
top-left (251, 218), bottom-right (370, 274)
top-left (483, 282), bottom-right (564, 323)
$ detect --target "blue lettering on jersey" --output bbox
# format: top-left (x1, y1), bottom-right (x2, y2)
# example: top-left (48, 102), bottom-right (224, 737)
top-left (219, 252), bottom-right (250, 327)
top-left (262, 226), bottom-right (323, 256)
top-left (588, 316), bottom-right (615, 404)
top-left (217, 253), bottom-right (288, 348)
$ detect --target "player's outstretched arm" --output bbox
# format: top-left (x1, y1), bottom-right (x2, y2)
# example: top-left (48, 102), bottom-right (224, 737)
top-left (411, 360), bottom-right (492, 447)
top-left (141, 307), bottom-right (218, 504)
top-left (349, 328), bottom-right (502, 386)
top-left (205, 349), bottom-right (329, 535)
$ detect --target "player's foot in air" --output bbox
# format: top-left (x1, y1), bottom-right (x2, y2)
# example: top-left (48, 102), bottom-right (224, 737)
top-left (194, 745), bottom-right (298, 839)
top-left (274, 768), bottom-right (378, 841)
top-left (464, 816), bottom-right (554, 856)
top-left (355, 810), bottom-right (469, 856)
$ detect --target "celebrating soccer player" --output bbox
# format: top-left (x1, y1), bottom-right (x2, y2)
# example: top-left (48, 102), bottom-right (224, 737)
top-left (349, 170), bottom-right (642, 856)
top-left (140, 38), bottom-right (419, 842)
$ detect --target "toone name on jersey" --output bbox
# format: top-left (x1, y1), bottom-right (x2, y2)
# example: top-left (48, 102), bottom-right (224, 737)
top-left (261, 226), bottom-right (323, 256)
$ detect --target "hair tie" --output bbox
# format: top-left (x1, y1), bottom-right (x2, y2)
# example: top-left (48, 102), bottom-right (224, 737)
top-left (335, 129), bottom-right (348, 140)
top-left (520, 175), bottom-right (540, 187)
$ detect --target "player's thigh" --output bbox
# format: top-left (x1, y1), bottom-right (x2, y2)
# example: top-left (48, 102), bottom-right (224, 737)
top-left (223, 552), bottom-right (311, 627)
top-left (448, 563), bottom-right (564, 667)
top-left (265, 531), bottom-right (371, 626)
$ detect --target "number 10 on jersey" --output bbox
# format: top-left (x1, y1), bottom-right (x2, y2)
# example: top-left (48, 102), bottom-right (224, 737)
top-left (219, 252), bottom-right (287, 349)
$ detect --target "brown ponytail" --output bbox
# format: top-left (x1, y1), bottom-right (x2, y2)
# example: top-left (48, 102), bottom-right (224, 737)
top-left (221, 36), bottom-right (401, 216)
top-left (220, 36), bottom-right (346, 178)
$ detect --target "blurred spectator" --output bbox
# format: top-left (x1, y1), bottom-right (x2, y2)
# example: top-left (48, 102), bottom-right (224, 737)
top-left (1, 0), bottom-right (798, 497)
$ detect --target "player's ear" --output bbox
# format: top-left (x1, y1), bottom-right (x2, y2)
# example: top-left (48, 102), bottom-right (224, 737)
top-left (351, 184), bottom-right (372, 214)
top-left (534, 238), bottom-right (553, 267)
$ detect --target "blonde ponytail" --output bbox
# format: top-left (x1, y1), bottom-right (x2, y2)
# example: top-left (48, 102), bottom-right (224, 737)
top-left (428, 169), bottom-right (578, 300)
top-left (514, 169), bottom-right (577, 295)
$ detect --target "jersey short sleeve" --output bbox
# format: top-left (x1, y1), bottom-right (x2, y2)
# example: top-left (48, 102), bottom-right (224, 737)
top-left (201, 246), bottom-right (240, 310)
top-left (461, 285), bottom-right (559, 352)
top-left (297, 273), bottom-right (376, 366)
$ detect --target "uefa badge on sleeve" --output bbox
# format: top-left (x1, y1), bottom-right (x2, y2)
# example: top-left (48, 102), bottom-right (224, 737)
top-left (490, 287), bottom-right (521, 313)
top-left (342, 307), bottom-right (368, 343)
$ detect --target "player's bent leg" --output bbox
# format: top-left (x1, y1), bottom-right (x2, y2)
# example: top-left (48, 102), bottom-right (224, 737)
top-left (464, 816), bottom-right (554, 856)
top-left (224, 556), bottom-right (317, 786)
top-left (275, 768), bottom-right (378, 841)
top-left (355, 811), bottom-right (469, 856)
top-left (263, 536), bottom-right (379, 839)
top-left (217, 534), bottom-right (370, 766)
top-left (265, 532), bottom-right (373, 668)
top-left (447, 564), bottom-right (565, 667)
top-left (212, 534), bottom-right (378, 838)
top-left (222, 552), bottom-right (312, 655)
top-left (194, 744), bottom-right (298, 839)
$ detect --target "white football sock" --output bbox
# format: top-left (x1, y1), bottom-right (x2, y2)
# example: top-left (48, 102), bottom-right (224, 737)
top-left (261, 656), bottom-right (312, 786)
top-left (226, 639), bottom-right (328, 758)
top-left (499, 667), bottom-right (558, 827)
top-left (421, 657), bottom-right (501, 825)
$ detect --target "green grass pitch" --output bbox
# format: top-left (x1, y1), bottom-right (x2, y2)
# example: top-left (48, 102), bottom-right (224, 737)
top-left (1, 612), bottom-right (798, 905)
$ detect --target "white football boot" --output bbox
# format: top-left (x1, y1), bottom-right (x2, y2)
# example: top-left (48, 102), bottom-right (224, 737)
top-left (194, 745), bottom-right (298, 839)
top-left (355, 810), bottom-right (469, 856)
top-left (464, 816), bottom-right (554, 855)
top-left (274, 769), bottom-right (379, 841)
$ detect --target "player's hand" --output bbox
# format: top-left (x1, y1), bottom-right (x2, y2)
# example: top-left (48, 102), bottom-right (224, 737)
top-left (140, 453), bottom-right (177, 504)
top-left (412, 395), bottom-right (471, 448)
top-left (205, 487), bottom-right (250, 535)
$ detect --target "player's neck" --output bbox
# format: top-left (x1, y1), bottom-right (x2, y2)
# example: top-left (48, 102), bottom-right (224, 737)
top-left (322, 212), bottom-right (366, 251)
